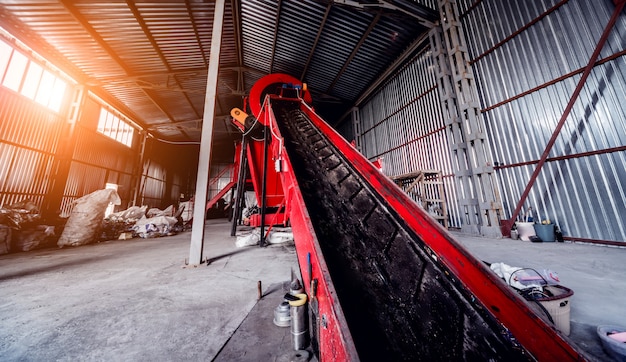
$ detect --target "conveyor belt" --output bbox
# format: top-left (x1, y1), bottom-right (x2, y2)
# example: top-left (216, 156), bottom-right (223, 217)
top-left (272, 99), bottom-right (530, 361)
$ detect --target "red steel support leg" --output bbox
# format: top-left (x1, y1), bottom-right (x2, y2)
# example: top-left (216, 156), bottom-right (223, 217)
top-left (503, 0), bottom-right (626, 234)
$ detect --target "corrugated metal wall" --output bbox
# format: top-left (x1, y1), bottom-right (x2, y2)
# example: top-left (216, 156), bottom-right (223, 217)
top-left (0, 85), bottom-right (194, 218)
top-left (59, 95), bottom-right (138, 216)
top-left (459, 0), bottom-right (626, 243)
top-left (0, 90), bottom-right (64, 209)
top-left (355, 46), bottom-right (462, 227)
top-left (140, 158), bottom-right (167, 210)
top-left (354, 0), bottom-right (626, 243)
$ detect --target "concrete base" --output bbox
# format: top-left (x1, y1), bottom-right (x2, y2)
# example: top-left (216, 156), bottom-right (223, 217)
top-left (460, 224), bottom-right (480, 236)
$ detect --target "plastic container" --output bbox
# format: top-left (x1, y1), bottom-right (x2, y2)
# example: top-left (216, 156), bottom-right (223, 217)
top-left (597, 325), bottom-right (626, 362)
top-left (534, 223), bottom-right (555, 242)
top-left (536, 285), bottom-right (573, 335)
top-left (515, 222), bottom-right (536, 241)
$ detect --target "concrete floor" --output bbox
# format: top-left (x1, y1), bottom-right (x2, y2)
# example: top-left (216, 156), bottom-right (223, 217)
top-left (0, 219), bottom-right (299, 361)
top-left (0, 219), bottom-right (624, 361)
top-left (454, 231), bottom-right (626, 361)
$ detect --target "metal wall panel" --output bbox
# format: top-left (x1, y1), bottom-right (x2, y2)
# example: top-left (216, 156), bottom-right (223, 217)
top-left (0, 85), bottom-right (190, 218)
top-left (353, 0), bottom-right (626, 241)
top-left (141, 160), bottom-right (166, 209)
top-left (357, 46), bottom-right (461, 227)
top-left (0, 89), bottom-right (62, 209)
top-left (58, 95), bottom-right (138, 215)
top-left (459, 0), bottom-right (626, 243)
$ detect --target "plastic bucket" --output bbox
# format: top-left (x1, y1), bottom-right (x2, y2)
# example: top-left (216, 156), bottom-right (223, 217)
top-left (534, 224), bottom-right (555, 242)
top-left (515, 222), bottom-right (536, 241)
top-left (537, 285), bottom-right (573, 335)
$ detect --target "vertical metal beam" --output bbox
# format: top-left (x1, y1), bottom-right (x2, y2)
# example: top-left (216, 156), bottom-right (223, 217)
top-left (351, 107), bottom-right (361, 151)
top-left (259, 127), bottom-right (269, 247)
top-left (231, 136), bottom-right (248, 237)
top-left (42, 84), bottom-right (86, 220)
top-left (430, 0), bottom-right (502, 237)
top-left (189, 0), bottom-right (225, 266)
top-left (130, 132), bottom-right (147, 207)
top-left (504, 0), bottom-right (626, 233)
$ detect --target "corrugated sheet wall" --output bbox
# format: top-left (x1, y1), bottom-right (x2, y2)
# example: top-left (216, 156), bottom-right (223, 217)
top-left (0, 85), bottom-right (187, 218)
top-left (59, 96), bottom-right (137, 216)
top-left (0, 90), bottom-right (63, 209)
top-left (356, 47), bottom-right (462, 227)
top-left (356, 0), bottom-right (626, 242)
top-left (459, 0), bottom-right (626, 243)
top-left (141, 159), bottom-right (166, 210)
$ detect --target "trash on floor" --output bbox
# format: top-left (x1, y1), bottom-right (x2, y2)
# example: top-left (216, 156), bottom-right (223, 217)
top-left (57, 188), bottom-right (121, 247)
top-left (101, 205), bottom-right (147, 241)
top-left (0, 199), bottom-right (58, 252)
top-left (235, 227), bottom-right (294, 248)
top-left (132, 214), bottom-right (178, 238)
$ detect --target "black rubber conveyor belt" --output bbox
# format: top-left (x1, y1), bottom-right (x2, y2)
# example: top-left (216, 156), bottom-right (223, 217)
top-left (272, 100), bottom-right (531, 361)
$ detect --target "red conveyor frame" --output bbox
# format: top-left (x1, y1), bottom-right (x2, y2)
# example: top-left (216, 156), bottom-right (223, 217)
top-left (247, 74), bottom-right (586, 361)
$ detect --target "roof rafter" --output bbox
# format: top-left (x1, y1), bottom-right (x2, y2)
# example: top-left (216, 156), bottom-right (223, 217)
top-left (61, 0), bottom-right (191, 140)
top-left (268, 0), bottom-right (283, 74)
top-left (126, 0), bottom-right (197, 137)
top-left (300, 3), bottom-right (332, 81)
top-left (326, 10), bottom-right (381, 93)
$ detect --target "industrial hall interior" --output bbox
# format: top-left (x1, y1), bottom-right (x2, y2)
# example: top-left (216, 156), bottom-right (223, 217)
top-left (1, 0), bottom-right (626, 361)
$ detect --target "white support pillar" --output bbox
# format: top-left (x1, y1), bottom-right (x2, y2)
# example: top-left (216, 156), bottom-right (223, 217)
top-left (188, 0), bottom-right (225, 265)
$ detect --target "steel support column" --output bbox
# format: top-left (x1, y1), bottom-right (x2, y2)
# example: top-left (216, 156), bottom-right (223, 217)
top-left (42, 84), bottom-right (86, 220)
top-left (130, 132), bottom-right (147, 207)
top-left (351, 107), bottom-right (361, 151)
top-left (430, 0), bottom-right (502, 237)
top-left (189, 0), bottom-right (225, 266)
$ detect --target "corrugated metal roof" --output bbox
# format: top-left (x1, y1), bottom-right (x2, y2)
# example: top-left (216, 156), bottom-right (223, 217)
top-left (0, 0), bottom-right (437, 152)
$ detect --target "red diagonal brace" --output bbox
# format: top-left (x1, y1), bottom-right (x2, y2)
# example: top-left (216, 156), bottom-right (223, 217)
top-left (503, 0), bottom-right (626, 235)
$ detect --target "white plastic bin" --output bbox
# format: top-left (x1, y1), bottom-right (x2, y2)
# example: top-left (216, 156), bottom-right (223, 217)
top-left (537, 285), bottom-right (573, 336)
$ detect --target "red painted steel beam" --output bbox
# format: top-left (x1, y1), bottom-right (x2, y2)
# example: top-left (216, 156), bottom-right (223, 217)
top-left (482, 48), bottom-right (626, 113)
top-left (470, 0), bottom-right (569, 65)
top-left (503, 0), bottom-right (626, 234)
top-left (495, 145), bottom-right (626, 170)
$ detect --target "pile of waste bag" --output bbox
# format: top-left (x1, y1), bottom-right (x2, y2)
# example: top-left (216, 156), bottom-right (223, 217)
top-left (0, 200), bottom-right (57, 253)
